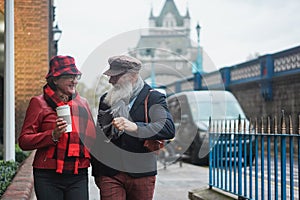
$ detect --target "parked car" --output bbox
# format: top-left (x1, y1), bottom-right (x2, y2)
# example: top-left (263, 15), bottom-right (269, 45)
top-left (166, 90), bottom-right (254, 165)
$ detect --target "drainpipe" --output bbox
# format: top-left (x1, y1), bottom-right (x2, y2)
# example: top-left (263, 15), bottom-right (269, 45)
top-left (4, 0), bottom-right (15, 161)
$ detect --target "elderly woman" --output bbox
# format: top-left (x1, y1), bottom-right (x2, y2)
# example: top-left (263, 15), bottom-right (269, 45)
top-left (18, 55), bottom-right (96, 200)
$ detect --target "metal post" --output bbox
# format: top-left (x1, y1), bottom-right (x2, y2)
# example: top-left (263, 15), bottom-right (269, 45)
top-left (150, 53), bottom-right (156, 88)
top-left (146, 48), bottom-right (156, 88)
top-left (194, 22), bottom-right (202, 90)
top-left (4, 0), bottom-right (15, 161)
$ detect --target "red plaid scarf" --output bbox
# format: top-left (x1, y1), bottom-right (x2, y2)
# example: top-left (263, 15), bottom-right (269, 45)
top-left (43, 84), bottom-right (96, 174)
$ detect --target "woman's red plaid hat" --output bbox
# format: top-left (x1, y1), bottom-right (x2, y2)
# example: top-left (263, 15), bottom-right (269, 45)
top-left (45, 55), bottom-right (82, 79)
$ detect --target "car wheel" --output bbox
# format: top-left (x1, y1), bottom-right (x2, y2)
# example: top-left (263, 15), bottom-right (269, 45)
top-left (190, 135), bottom-right (202, 165)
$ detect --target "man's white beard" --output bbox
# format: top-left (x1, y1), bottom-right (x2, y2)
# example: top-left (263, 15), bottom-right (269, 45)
top-left (104, 81), bottom-right (133, 107)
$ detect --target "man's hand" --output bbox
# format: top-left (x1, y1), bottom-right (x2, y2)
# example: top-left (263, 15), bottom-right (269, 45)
top-left (112, 117), bottom-right (138, 133)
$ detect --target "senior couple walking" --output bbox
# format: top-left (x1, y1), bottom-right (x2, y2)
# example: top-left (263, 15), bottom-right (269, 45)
top-left (18, 54), bottom-right (175, 200)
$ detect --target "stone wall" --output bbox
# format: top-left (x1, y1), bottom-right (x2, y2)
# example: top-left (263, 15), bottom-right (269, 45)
top-left (230, 73), bottom-right (300, 132)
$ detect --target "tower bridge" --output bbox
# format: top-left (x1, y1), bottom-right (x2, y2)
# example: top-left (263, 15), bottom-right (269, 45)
top-left (129, 0), bottom-right (300, 127)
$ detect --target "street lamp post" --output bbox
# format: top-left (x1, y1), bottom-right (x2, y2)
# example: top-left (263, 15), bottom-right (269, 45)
top-left (52, 24), bottom-right (62, 56)
top-left (150, 54), bottom-right (156, 88)
top-left (146, 48), bottom-right (156, 88)
top-left (194, 22), bottom-right (202, 90)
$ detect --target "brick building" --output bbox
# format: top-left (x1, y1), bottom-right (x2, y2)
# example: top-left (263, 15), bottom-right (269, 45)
top-left (0, 0), bottom-right (57, 142)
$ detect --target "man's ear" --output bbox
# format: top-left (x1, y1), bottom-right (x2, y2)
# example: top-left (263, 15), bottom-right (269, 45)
top-left (131, 73), bottom-right (139, 83)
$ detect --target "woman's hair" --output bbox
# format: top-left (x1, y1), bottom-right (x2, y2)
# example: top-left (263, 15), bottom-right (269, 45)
top-left (46, 77), bottom-right (58, 90)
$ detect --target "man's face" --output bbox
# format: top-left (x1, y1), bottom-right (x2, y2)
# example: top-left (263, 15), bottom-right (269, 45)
top-left (104, 73), bottom-right (134, 106)
top-left (108, 72), bottom-right (126, 85)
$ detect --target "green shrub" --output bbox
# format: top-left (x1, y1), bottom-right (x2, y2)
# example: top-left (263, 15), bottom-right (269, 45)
top-left (0, 144), bottom-right (31, 197)
top-left (15, 144), bottom-right (30, 164)
top-left (0, 160), bottom-right (18, 196)
top-left (0, 144), bottom-right (30, 163)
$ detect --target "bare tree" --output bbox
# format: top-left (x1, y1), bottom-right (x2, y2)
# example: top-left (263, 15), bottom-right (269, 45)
top-left (246, 52), bottom-right (260, 61)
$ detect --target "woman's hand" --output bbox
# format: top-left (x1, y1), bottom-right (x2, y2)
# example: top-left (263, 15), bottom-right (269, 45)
top-left (52, 118), bottom-right (67, 141)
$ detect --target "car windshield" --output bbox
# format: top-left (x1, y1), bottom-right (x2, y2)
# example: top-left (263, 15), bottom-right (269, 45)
top-left (189, 100), bottom-right (246, 121)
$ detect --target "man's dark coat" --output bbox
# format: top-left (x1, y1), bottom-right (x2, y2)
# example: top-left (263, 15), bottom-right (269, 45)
top-left (91, 83), bottom-right (175, 177)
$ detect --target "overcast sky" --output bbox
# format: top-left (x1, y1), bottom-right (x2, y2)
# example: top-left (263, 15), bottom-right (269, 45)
top-left (55, 0), bottom-right (300, 81)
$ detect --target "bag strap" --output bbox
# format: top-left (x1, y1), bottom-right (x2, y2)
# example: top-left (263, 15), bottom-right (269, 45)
top-left (143, 89), bottom-right (164, 152)
top-left (144, 90), bottom-right (154, 123)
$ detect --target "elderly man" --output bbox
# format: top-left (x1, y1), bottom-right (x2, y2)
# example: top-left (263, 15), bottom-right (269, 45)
top-left (91, 55), bottom-right (175, 200)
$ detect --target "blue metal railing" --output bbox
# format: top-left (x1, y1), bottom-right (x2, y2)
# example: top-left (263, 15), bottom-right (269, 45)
top-left (208, 114), bottom-right (299, 199)
top-left (167, 45), bottom-right (300, 101)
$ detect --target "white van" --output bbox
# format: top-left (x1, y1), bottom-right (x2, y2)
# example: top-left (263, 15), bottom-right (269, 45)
top-left (167, 90), bottom-right (253, 165)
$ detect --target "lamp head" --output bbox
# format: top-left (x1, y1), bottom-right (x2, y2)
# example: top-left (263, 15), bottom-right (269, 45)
top-left (53, 24), bottom-right (62, 42)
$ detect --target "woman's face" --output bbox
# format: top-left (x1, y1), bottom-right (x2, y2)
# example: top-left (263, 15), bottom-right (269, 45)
top-left (54, 74), bottom-right (81, 96)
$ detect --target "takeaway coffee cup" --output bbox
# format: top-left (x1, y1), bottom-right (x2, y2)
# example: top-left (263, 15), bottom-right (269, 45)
top-left (56, 105), bottom-right (72, 132)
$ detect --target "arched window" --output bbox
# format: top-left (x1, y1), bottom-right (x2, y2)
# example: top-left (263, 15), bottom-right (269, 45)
top-left (163, 13), bottom-right (176, 28)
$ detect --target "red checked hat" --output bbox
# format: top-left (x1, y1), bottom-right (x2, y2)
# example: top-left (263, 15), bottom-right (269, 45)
top-left (45, 55), bottom-right (82, 79)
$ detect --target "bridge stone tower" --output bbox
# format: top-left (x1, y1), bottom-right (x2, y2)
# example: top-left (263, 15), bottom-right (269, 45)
top-left (130, 0), bottom-right (199, 90)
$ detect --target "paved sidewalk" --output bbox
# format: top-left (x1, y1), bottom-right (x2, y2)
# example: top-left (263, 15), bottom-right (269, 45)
top-left (154, 162), bottom-right (208, 200)
top-left (31, 161), bottom-right (233, 200)
top-left (7, 150), bottom-right (218, 200)
top-left (89, 168), bottom-right (100, 200)
top-left (17, 142), bottom-right (229, 200)
top-left (89, 161), bottom-right (209, 200)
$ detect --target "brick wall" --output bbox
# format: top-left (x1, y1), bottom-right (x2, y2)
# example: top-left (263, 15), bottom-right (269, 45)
top-left (0, 0), bottom-right (50, 136)
top-left (1, 151), bottom-right (35, 200)
top-left (0, 2), bottom-right (51, 198)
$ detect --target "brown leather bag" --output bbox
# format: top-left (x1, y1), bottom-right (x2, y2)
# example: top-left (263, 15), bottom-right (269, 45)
top-left (143, 90), bottom-right (164, 153)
